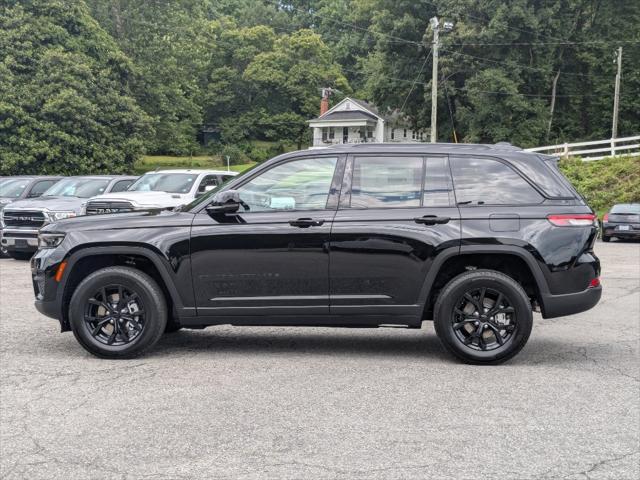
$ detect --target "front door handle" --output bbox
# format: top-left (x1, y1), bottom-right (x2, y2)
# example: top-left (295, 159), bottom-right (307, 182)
top-left (414, 215), bottom-right (450, 225)
top-left (289, 218), bottom-right (325, 228)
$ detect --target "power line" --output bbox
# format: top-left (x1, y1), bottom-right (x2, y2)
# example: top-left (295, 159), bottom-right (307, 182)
top-left (399, 48), bottom-right (433, 113)
top-left (446, 40), bottom-right (640, 46)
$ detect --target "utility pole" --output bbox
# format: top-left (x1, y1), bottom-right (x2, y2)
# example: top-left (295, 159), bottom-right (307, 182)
top-left (611, 46), bottom-right (622, 141)
top-left (429, 16), bottom-right (439, 143)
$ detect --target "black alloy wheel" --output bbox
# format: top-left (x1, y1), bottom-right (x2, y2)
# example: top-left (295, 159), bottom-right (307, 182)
top-left (452, 287), bottom-right (516, 351)
top-left (69, 266), bottom-right (167, 358)
top-left (83, 284), bottom-right (146, 346)
top-left (434, 269), bottom-right (533, 364)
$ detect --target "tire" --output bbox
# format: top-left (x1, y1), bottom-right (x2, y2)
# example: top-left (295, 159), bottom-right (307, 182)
top-left (69, 266), bottom-right (167, 359)
top-left (602, 235), bottom-right (611, 242)
top-left (8, 250), bottom-right (33, 261)
top-left (433, 269), bottom-right (533, 365)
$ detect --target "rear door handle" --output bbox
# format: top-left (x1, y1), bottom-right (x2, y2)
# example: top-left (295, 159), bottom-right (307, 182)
top-left (289, 218), bottom-right (325, 228)
top-left (414, 215), bottom-right (450, 225)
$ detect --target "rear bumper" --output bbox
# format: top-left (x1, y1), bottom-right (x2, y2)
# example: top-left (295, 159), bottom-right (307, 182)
top-left (602, 223), bottom-right (640, 238)
top-left (540, 285), bottom-right (602, 319)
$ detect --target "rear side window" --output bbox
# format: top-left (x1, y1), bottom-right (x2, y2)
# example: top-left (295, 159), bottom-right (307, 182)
top-left (351, 156), bottom-right (423, 208)
top-left (28, 180), bottom-right (57, 197)
top-left (424, 157), bottom-right (453, 207)
top-left (451, 156), bottom-right (543, 205)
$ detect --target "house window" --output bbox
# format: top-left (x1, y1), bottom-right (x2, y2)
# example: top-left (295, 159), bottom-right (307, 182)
top-left (322, 128), bottom-right (328, 142)
top-left (391, 129), bottom-right (395, 140)
top-left (329, 127), bottom-right (335, 140)
top-left (367, 128), bottom-right (373, 139)
top-left (403, 129), bottom-right (407, 138)
top-left (412, 130), bottom-right (416, 140)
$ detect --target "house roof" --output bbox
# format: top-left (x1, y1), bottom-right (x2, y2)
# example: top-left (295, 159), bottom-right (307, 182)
top-left (314, 110), bottom-right (378, 122)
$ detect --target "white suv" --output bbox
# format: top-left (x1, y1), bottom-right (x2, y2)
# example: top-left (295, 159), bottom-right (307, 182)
top-left (84, 169), bottom-right (237, 215)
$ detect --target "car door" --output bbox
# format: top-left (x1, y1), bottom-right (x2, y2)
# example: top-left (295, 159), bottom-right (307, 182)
top-left (329, 154), bottom-right (461, 318)
top-left (190, 155), bottom-right (344, 316)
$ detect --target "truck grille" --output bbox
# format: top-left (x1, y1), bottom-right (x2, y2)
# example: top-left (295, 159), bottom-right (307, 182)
top-left (85, 201), bottom-right (134, 215)
top-left (2, 210), bottom-right (46, 228)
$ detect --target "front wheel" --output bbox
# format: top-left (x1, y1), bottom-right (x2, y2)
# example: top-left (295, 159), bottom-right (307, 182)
top-left (69, 266), bottom-right (167, 359)
top-left (433, 269), bottom-right (533, 365)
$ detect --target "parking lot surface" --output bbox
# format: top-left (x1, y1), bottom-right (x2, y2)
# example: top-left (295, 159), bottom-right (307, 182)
top-left (0, 241), bottom-right (638, 479)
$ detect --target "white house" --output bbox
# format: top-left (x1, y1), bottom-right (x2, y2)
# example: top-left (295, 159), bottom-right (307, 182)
top-left (308, 96), bottom-right (427, 148)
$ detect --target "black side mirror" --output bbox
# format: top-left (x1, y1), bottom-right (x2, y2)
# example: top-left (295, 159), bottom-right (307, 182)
top-left (205, 189), bottom-right (243, 215)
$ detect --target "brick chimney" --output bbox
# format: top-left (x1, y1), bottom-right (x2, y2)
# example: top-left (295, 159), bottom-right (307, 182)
top-left (320, 88), bottom-right (330, 116)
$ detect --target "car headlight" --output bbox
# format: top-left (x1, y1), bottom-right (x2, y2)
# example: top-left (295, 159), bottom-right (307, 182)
top-left (38, 233), bottom-right (66, 249)
top-left (48, 211), bottom-right (77, 221)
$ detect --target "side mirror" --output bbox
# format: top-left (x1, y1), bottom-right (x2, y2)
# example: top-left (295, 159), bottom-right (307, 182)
top-left (205, 189), bottom-right (242, 215)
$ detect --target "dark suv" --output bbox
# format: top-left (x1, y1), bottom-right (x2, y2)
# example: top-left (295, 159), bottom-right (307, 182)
top-left (31, 144), bottom-right (601, 364)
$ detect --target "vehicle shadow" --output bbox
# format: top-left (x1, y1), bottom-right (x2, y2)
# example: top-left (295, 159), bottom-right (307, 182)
top-left (149, 328), bottom-right (452, 361)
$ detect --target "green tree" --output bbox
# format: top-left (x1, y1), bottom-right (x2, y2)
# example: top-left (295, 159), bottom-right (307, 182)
top-left (0, 0), bottom-right (150, 175)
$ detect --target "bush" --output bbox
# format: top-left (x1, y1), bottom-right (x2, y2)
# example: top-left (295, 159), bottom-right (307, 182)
top-left (560, 155), bottom-right (640, 216)
top-left (220, 144), bottom-right (250, 166)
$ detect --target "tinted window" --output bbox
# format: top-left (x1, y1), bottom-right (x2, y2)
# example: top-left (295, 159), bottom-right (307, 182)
top-left (351, 156), bottom-right (423, 208)
top-left (238, 157), bottom-right (337, 211)
top-left (129, 173), bottom-right (198, 194)
top-left (28, 180), bottom-right (57, 197)
top-left (611, 204), bottom-right (640, 214)
top-left (109, 180), bottom-right (134, 193)
top-left (424, 157), bottom-right (453, 207)
top-left (43, 178), bottom-right (111, 198)
top-left (197, 175), bottom-right (219, 194)
top-left (451, 157), bottom-right (543, 205)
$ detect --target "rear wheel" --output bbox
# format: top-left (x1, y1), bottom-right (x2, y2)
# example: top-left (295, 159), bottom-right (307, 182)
top-left (69, 266), bottom-right (167, 359)
top-left (8, 250), bottom-right (33, 260)
top-left (433, 269), bottom-right (533, 365)
top-left (602, 234), bottom-right (611, 242)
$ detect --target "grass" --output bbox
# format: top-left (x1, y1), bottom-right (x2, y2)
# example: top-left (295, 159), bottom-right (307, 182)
top-left (135, 155), bottom-right (255, 174)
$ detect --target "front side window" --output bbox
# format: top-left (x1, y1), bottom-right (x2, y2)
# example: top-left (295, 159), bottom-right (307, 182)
top-left (451, 156), bottom-right (543, 205)
top-left (129, 173), bottom-right (198, 194)
top-left (350, 156), bottom-right (423, 208)
top-left (237, 157), bottom-right (338, 212)
top-left (43, 178), bottom-right (111, 198)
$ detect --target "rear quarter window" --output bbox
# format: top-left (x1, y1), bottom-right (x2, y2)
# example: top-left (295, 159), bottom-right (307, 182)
top-left (451, 156), bottom-right (543, 205)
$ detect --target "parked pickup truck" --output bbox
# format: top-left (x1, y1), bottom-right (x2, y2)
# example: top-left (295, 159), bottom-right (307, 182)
top-left (1, 175), bottom-right (136, 260)
top-left (1, 176), bottom-right (63, 257)
top-left (83, 169), bottom-right (238, 215)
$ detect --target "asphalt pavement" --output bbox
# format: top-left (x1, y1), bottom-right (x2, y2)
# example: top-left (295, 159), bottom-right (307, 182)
top-left (0, 241), bottom-right (638, 479)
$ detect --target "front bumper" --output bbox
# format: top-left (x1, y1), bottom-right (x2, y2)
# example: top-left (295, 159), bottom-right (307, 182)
top-left (31, 246), bottom-right (68, 328)
top-left (1, 228), bottom-right (39, 251)
top-left (540, 285), bottom-right (602, 319)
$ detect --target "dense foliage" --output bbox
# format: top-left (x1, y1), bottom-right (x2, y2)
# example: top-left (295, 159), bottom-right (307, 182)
top-left (560, 156), bottom-right (640, 215)
top-left (1, 0), bottom-right (639, 174)
top-left (0, 0), bottom-right (150, 175)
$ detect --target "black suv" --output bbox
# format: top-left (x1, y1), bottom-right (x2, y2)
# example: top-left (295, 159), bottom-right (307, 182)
top-left (31, 144), bottom-right (601, 363)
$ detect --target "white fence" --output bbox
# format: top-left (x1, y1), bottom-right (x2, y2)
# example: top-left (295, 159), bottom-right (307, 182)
top-left (525, 135), bottom-right (640, 161)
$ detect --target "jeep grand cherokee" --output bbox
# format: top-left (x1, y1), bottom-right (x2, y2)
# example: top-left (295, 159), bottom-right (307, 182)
top-left (30, 143), bottom-right (601, 364)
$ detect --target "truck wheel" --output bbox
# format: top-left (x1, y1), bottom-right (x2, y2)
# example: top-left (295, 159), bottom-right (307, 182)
top-left (8, 250), bottom-right (33, 260)
top-left (69, 266), bottom-right (167, 359)
top-left (433, 269), bottom-right (533, 365)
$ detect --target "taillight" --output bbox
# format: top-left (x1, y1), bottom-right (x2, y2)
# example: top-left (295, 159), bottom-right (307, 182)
top-left (603, 213), bottom-right (609, 222)
top-left (547, 214), bottom-right (596, 227)
top-left (588, 278), bottom-right (601, 288)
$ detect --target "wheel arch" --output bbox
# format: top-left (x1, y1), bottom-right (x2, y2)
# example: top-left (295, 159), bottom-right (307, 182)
top-left (59, 246), bottom-right (186, 331)
top-left (419, 246), bottom-right (550, 320)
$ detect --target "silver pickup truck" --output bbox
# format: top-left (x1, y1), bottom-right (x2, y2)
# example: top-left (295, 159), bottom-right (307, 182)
top-left (1, 175), bottom-right (136, 260)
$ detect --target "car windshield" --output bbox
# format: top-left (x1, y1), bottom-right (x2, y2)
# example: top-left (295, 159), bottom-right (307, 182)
top-left (0, 178), bottom-right (31, 198)
top-left (611, 204), bottom-right (640, 214)
top-left (43, 178), bottom-right (111, 198)
top-left (129, 173), bottom-right (198, 194)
